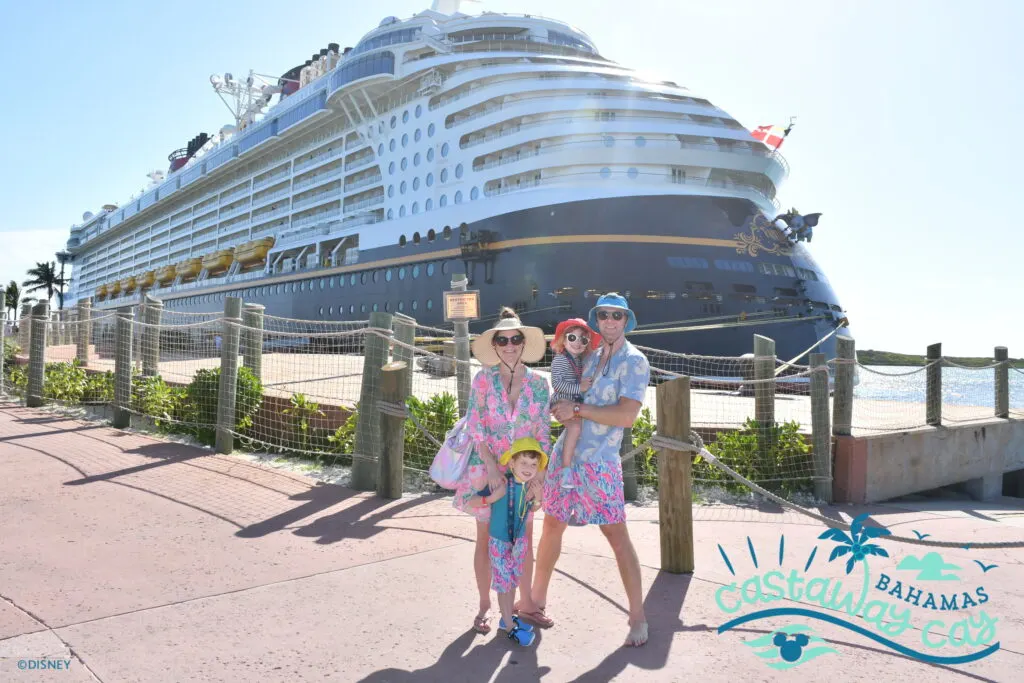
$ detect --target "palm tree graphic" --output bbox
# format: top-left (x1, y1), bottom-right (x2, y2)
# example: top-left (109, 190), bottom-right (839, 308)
top-left (819, 513), bottom-right (891, 574)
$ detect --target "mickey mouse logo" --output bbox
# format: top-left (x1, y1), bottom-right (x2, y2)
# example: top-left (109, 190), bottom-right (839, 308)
top-left (773, 632), bottom-right (810, 662)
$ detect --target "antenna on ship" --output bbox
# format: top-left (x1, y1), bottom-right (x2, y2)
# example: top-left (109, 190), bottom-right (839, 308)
top-left (210, 69), bottom-right (281, 132)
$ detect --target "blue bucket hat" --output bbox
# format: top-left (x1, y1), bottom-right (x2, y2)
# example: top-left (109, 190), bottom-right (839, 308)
top-left (588, 292), bottom-right (637, 333)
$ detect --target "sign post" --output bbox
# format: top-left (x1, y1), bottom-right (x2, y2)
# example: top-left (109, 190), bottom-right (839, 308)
top-left (445, 276), bottom-right (479, 416)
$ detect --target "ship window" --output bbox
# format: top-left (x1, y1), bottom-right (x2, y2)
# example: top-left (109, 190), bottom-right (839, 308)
top-left (426, 172), bottom-right (434, 186)
top-left (361, 272), bottom-right (367, 284)
top-left (603, 136), bottom-right (614, 147)
top-left (399, 267), bottom-right (406, 280)
top-left (388, 185), bottom-right (395, 197)
top-left (402, 133), bottom-right (409, 147)
top-left (441, 142), bottom-right (450, 157)
top-left (386, 269), bottom-right (393, 282)
top-left (319, 306), bottom-right (324, 316)
top-left (403, 110), bottom-right (409, 123)
top-left (414, 152), bottom-right (421, 166)
top-left (774, 287), bottom-right (798, 297)
top-left (300, 281), bottom-right (306, 292)
top-left (373, 270), bottom-right (380, 283)
top-left (338, 275), bottom-right (344, 287)
top-left (425, 198), bottom-right (433, 211)
top-left (443, 225), bottom-right (452, 239)
top-left (714, 259), bottom-right (754, 272)
top-left (384, 301), bottom-right (391, 312)
top-left (414, 129), bottom-right (422, 143)
top-left (440, 194), bottom-right (448, 207)
top-left (373, 303), bottom-right (379, 312)
top-left (442, 261), bottom-right (449, 275)
top-left (669, 256), bottom-right (709, 269)
top-left (440, 168), bottom-right (449, 183)
top-left (390, 140), bottom-right (396, 152)
top-left (400, 181), bottom-right (407, 194)
top-left (329, 305), bottom-right (334, 315)
top-left (412, 201), bottom-right (420, 214)
top-left (378, 122), bottom-right (384, 134)
top-left (361, 303), bottom-right (367, 313)
top-left (600, 167), bottom-right (611, 179)
top-left (415, 105), bottom-right (422, 118)
top-left (413, 265), bottom-right (420, 278)
top-left (350, 304), bottom-right (356, 313)
top-left (401, 157), bottom-right (408, 171)
top-left (389, 162), bottom-right (396, 175)
top-left (413, 232), bottom-right (421, 244)
top-left (397, 301), bottom-right (404, 312)
top-left (797, 267), bottom-right (819, 281)
top-left (635, 136), bottom-right (646, 147)
top-left (428, 123), bottom-right (435, 137)
top-left (427, 298), bottom-right (433, 310)
top-left (455, 190), bottom-right (463, 204)
top-left (455, 163), bottom-right (464, 179)
top-left (685, 281), bottom-right (714, 292)
top-left (470, 186), bottom-right (479, 200)
top-left (350, 274), bottom-right (357, 285)
top-left (427, 263), bottom-right (435, 276)
top-left (378, 143), bottom-right (384, 156)
top-left (399, 205), bottom-right (406, 217)
top-left (413, 177), bottom-right (420, 190)
top-left (732, 284), bottom-right (757, 294)
top-left (412, 300), bottom-right (419, 310)
top-left (329, 278), bottom-right (335, 288)
top-left (387, 209), bottom-right (394, 219)
top-left (390, 115), bottom-right (397, 129)
top-left (627, 168), bottom-right (638, 179)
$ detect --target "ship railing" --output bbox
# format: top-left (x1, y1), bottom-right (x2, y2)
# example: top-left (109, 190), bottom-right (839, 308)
top-left (447, 102), bottom-right (505, 129)
top-left (251, 188), bottom-right (291, 211)
top-left (253, 170), bottom-right (291, 191)
top-left (219, 204), bottom-right (251, 222)
top-left (218, 220), bottom-right (250, 237)
top-left (342, 213), bottom-right (382, 228)
top-left (294, 147), bottom-right (345, 174)
top-left (194, 216), bottom-right (218, 230)
top-left (345, 137), bottom-right (367, 151)
top-left (293, 190), bottom-right (341, 212)
top-left (220, 186), bottom-right (251, 205)
top-left (450, 39), bottom-right (605, 62)
top-left (170, 213), bottom-right (192, 228)
top-left (344, 195), bottom-right (385, 213)
top-left (344, 174), bottom-right (383, 193)
top-left (344, 155), bottom-right (376, 172)
top-left (278, 224), bottom-right (332, 246)
top-left (293, 167), bottom-right (344, 192)
top-left (291, 208), bottom-right (341, 230)
top-left (461, 124), bottom-right (525, 149)
top-left (252, 206), bottom-right (290, 225)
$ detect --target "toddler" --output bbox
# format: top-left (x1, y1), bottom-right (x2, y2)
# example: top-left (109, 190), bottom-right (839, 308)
top-left (549, 318), bottom-right (596, 489)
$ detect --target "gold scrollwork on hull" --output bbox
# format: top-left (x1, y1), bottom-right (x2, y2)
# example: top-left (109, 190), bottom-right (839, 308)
top-left (734, 213), bottom-right (794, 257)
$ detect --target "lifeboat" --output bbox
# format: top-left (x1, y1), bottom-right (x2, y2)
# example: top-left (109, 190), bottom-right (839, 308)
top-left (201, 249), bottom-right (234, 275)
top-left (95, 284), bottom-right (108, 300)
top-left (156, 264), bottom-right (177, 285)
top-left (233, 237), bottom-right (275, 268)
top-left (121, 276), bottom-right (138, 294)
top-left (138, 270), bottom-right (156, 289)
top-left (109, 280), bottom-right (122, 296)
top-left (175, 257), bottom-right (202, 281)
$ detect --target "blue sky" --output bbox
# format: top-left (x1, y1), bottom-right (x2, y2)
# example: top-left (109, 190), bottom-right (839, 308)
top-left (1, 0), bottom-right (1020, 356)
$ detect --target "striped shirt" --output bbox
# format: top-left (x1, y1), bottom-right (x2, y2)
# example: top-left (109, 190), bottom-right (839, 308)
top-left (551, 350), bottom-right (584, 401)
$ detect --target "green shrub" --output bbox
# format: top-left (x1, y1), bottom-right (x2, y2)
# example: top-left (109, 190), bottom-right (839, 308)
top-left (43, 361), bottom-right (87, 402)
top-left (630, 407), bottom-right (658, 484)
top-left (327, 409), bottom-right (358, 459)
top-left (282, 393), bottom-right (325, 450)
top-left (699, 418), bottom-right (813, 495)
top-left (131, 375), bottom-right (182, 426)
top-left (186, 366), bottom-right (263, 432)
top-left (404, 392), bottom-right (458, 467)
top-left (3, 337), bottom-right (19, 368)
top-left (7, 364), bottom-right (27, 395)
top-left (82, 371), bottom-right (115, 404)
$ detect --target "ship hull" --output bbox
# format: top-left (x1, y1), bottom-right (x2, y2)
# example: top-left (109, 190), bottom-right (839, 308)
top-left (103, 195), bottom-right (847, 363)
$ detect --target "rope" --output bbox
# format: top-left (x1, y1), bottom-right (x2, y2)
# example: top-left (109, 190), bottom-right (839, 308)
top-left (774, 320), bottom-right (848, 376)
top-left (942, 359), bottom-right (1004, 370)
top-left (377, 399), bottom-right (445, 448)
top-left (854, 361), bottom-right (939, 376)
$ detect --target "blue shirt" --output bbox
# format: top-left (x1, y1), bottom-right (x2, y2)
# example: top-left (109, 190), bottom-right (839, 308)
top-left (552, 340), bottom-right (650, 465)
top-left (479, 478), bottom-right (530, 542)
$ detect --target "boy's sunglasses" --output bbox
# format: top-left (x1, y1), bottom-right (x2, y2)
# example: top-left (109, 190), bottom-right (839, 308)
top-left (597, 310), bottom-right (626, 321)
top-left (566, 333), bottom-right (590, 345)
top-left (493, 333), bottom-right (525, 347)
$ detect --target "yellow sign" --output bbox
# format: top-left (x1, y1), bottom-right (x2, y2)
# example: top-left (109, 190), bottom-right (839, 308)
top-left (444, 290), bottom-right (480, 321)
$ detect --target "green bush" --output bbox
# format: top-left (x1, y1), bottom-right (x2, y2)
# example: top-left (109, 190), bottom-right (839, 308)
top-left (630, 407), bottom-right (658, 484)
top-left (404, 392), bottom-right (458, 467)
top-left (43, 361), bottom-right (87, 402)
top-left (186, 366), bottom-right (264, 432)
top-left (132, 375), bottom-right (183, 426)
top-left (698, 418), bottom-right (813, 495)
top-left (3, 337), bottom-right (19, 368)
top-left (7, 364), bottom-right (27, 395)
top-left (282, 393), bottom-right (325, 450)
top-left (82, 371), bottom-right (114, 404)
top-left (327, 410), bottom-right (358, 459)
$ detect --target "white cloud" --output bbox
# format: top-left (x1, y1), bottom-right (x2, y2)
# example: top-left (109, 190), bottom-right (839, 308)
top-left (0, 229), bottom-right (73, 310)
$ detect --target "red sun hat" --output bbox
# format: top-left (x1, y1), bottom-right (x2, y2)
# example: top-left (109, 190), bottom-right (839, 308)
top-left (552, 318), bottom-right (599, 352)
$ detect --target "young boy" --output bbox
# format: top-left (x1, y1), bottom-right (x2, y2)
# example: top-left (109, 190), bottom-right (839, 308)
top-left (468, 437), bottom-right (549, 646)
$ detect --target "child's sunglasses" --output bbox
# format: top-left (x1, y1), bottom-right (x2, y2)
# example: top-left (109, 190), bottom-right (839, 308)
top-left (493, 333), bottom-right (525, 347)
top-left (566, 333), bottom-right (590, 345)
top-left (596, 310), bottom-right (626, 321)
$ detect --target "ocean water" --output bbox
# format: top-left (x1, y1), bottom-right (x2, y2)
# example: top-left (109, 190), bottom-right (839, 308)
top-left (854, 365), bottom-right (1024, 410)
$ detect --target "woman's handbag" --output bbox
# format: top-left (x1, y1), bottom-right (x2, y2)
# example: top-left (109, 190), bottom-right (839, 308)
top-left (429, 415), bottom-right (473, 488)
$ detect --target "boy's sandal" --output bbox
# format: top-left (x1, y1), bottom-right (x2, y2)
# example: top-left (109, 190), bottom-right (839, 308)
top-left (506, 626), bottom-right (536, 647)
top-left (514, 606), bottom-right (554, 629)
top-left (472, 614), bottom-right (491, 634)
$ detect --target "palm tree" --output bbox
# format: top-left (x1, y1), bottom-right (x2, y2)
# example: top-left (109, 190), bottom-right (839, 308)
top-left (22, 261), bottom-right (67, 310)
top-left (3, 281), bottom-right (20, 320)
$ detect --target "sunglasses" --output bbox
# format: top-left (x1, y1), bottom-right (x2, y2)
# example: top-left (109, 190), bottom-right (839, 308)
top-left (493, 333), bottom-right (525, 347)
top-left (566, 333), bottom-right (590, 345)
top-left (597, 310), bottom-right (626, 321)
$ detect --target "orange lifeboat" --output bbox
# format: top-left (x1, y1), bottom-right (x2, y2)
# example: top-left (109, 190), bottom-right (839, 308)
top-left (201, 249), bottom-right (234, 275)
top-left (233, 237), bottom-right (275, 268)
top-left (109, 281), bottom-right (122, 296)
top-left (120, 276), bottom-right (138, 294)
top-left (156, 264), bottom-right (177, 285)
top-left (175, 258), bottom-right (202, 281)
top-left (95, 284), bottom-right (108, 300)
top-left (139, 271), bottom-right (156, 289)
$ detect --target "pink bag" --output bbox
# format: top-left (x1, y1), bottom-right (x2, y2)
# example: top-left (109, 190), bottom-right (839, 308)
top-left (429, 416), bottom-right (473, 489)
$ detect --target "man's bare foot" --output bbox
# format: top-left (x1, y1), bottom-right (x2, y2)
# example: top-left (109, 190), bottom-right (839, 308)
top-left (624, 620), bottom-right (648, 647)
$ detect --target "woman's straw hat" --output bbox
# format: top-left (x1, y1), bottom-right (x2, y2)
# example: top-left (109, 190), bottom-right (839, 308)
top-left (471, 314), bottom-right (546, 366)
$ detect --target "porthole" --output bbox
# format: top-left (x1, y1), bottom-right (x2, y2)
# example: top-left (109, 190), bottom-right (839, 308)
top-left (454, 190), bottom-right (463, 204)
top-left (402, 133), bottom-right (409, 147)
top-left (377, 143), bottom-right (384, 156)
top-left (319, 306), bottom-right (324, 316)
top-left (401, 157), bottom-right (408, 171)
top-left (319, 278), bottom-right (326, 290)
top-left (427, 148), bottom-right (435, 162)
top-left (300, 281), bottom-right (306, 292)
top-left (443, 225), bottom-right (452, 239)
top-left (329, 305), bottom-right (334, 315)
top-left (440, 168), bottom-right (448, 183)
top-left (399, 267), bottom-right (406, 280)
top-left (635, 136), bottom-right (646, 147)
top-left (402, 110), bottom-right (409, 123)
top-left (425, 198), bottom-right (433, 211)
top-left (414, 129), bottom-right (422, 143)
top-left (471, 186), bottom-right (479, 200)
top-left (350, 304), bottom-right (355, 313)
top-left (442, 261), bottom-right (449, 275)
top-left (413, 177), bottom-right (420, 190)
top-left (373, 303), bottom-right (379, 312)
top-left (415, 105), bottom-right (422, 118)
top-left (361, 303), bottom-right (367, 313)
top-left (627, 167), bottom-right (638, 179)
top-left (329, 278), bottom-right (335, 288)
top-left (412, 265), bottom-right (420, 278)
top-left (388, 185), bottom-right (395, 197)
top-left (389, 161), bottom-right (395, 175)
top-left (600, 167), bottom-right (611, 179)
top-left (413, 152), bottom-right (421, 166)
top-left (389, 139), bottom-right (396, 152)
top-left (427, 263), bottom-right (435, 277)
top-left (412, 201), bottom-right (419, 214)
top-left (428, 228), bottom-right (436, 241)
top-left (428, 123), bottom-right (435, 137)
top-left (412, 300), bottom-right (418, 311)
top-left (455, 163), bottom-right (463, 178)
top-left (338, 275), bottom-right (344, 288)
top-left (387, 208), bottom-right (394, 219)
top-left (426, 172), bottom-right (434, 187)
top-left (398, 301), bottom-right (404, 312)
top-left (390, 115), bottom-right (397, 129)
top-left (373, 270), bottom-right (379, 283)
top-left (400, 180), bottom-right (407, 194)
top-left (413, 232), bottom-right (421, 244)
top-left (427, 299), bottom-right (433, 310)
top-left (383, 301), bottom-right (390, 312)
top-left (439, 194), bottom-right (448, 207)
top-left (399, 205), bottom-right (406, 217)
top-left (360, 272), bottom-right (367, 285)
top-left (350, 274), bottom-right (357, 286)
top-left (441, 142), bottom-right (449, 157)
top-left (386, 269), bottom-right (393, 282)
top-left (399, 235), bottom-right (407, 247)
top-left (378, 122), bottom-right (384, 134)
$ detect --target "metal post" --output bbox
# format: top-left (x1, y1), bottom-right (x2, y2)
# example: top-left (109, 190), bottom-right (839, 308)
top-left (242, 303), bottom-right (265, 381)
top-left (753, 334), bottom-right (775, 427)
top-left (810, 353), bottom-right (833, 503)
top-left (391, 313), bottom-right (416, 398)
top-left (76, 300), bottom-right (91, 366)
top-left (378, 361), bottom-right (411, 499)
top-left (26, 303), bottom-right (49, 407)
top-left (353, 311), bottom-right (392, 490)
top-left (141, 295), bottom-right (163, 377)
top-left (451, 274), bottom-right (471, 417)
top-left (926, 343), bottom-right (942, 426)
top-left (832, 335), bottom-right (855, 436)
top-left (113, 306), bottom-right (134, 428)
top-left (215, 297), bottom-right (243, 454)
top-left (995, 346), bottom-right (1009, 419)
top-left (656, 376), bottom-right (694, 573)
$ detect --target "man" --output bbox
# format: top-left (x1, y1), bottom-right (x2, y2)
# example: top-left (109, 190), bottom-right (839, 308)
top-left (528, 293), bottom-right (651, 647)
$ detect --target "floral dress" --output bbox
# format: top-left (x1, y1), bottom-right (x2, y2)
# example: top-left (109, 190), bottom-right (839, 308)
top-left (453, 365), bottom-right (552, 521)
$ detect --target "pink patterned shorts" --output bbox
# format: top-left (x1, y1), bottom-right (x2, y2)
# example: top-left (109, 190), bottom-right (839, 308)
top-left (489, 535), bottom-right (528, 594)
top-left (542, 460), bottom-right (626, 526)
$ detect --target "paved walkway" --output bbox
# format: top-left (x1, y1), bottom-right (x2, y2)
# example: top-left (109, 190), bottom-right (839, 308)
top-left (1, 401), bottom-right (1023, 682)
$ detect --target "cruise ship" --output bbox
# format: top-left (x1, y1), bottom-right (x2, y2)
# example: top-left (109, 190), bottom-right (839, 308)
top-left (63, 0), bottom-right (849, 360)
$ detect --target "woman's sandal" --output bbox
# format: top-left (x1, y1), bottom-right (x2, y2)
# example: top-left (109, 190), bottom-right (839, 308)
top-left (514, 606), bottom-right (554, 629)
top-left (472, 614), bottom-right (492, 635)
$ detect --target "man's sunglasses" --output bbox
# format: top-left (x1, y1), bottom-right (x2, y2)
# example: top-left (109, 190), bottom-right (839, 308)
top-left (566, 333), bottom-right (590, 345)
top-left (597, 310), bottom-right (626, 321)
top-left (493, 333), bottom-right (525, 347)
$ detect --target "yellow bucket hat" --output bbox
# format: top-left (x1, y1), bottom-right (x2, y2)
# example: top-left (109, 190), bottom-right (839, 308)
top-left (498, 437), bottom-right (549, 471)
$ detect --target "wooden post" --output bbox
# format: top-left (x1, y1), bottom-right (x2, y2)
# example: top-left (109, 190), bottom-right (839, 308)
top-left (451, 274), bottom-right (471, 416)
top-left (926, 343), bottom-right (942, 426)
top-left (242, 303), bottom-right (265, 381)
top-left (391, 313), bottom-right (416, 398)
top-left (113, 306), bottom-right (134, 428)
top-left (141, 295), bottom-right (163, 377)
top-left (0, 298), bottom-right (5, 395)
top-left (832, 335), bottom-right (855, 436)
top-left (810, 353), bottom-right (833, 503)
top-left (656, 375), bottom-right (694, 574)
top-left (215, 297), bottom-right (243, 454)
top-left (378, 361), bottom-right (411, 499)
top-left (753, 334), bottom-right (775, 427)
top-left (621, 426), bottom-right (638, 501)
top-left (995, 346), bottom-right (1009, 419)
top-left (18, 303), bottom-right (32, 353)
top-left (353, 311), bottom-right (393, 491)
top-left (26, 303), bottom-right (49, 407)
top-left (76, 300), bottom-right (91, 366)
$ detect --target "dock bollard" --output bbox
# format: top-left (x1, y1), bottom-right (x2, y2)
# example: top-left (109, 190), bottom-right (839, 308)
top-left (656, 375), bottom-right (694, 574)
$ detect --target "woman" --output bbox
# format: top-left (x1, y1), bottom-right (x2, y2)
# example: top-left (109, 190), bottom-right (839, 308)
top-left (453, 307), bottom-right (554, 634)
